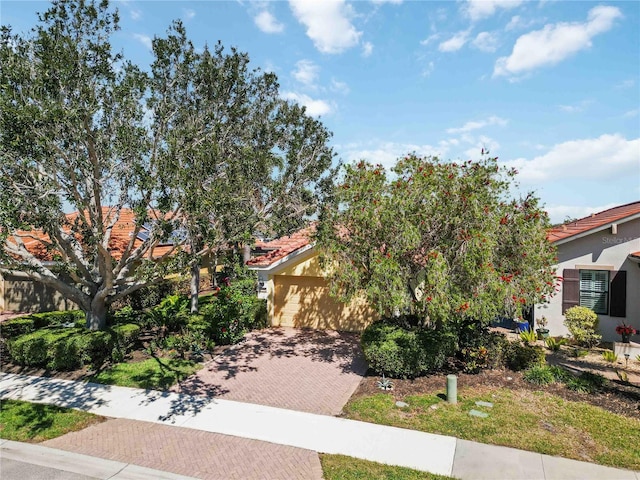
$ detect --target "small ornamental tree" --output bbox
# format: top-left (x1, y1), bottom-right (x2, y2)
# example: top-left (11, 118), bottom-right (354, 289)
top-left (316, 154), bottom-right (558, 336)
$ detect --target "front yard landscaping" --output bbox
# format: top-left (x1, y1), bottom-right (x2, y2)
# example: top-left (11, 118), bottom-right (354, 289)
top-left (345, 369), bottom-right (640, 471)
top-left (0, 399), bottom-right (104, 443)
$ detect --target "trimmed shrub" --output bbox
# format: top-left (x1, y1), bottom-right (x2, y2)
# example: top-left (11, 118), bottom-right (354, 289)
top-left (563, 306), bottom-right (601, 348)
top-left (29, 311), bottom-right (84, 328)
top-left (458, 330), bottom-right (509, 373)
top-left (111, 323), bottom-right (140, 352)
top-left (7, 332), bottom-right (49, 366)
top-left (110, 306), bottom-right (143, 326)
top-left (1, 318), bottom-right (35, 339)
top-left (361, 321), bottom-right (456, 378)
top-left (504, 342), bottom-right (546, 371)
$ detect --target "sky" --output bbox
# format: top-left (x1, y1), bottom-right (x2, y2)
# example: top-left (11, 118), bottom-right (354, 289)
top-left (2, 0), bottom-right (639, 223)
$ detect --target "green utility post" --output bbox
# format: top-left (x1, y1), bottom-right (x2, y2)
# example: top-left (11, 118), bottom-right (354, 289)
top-left (447, 374), bottom-right (457, 404)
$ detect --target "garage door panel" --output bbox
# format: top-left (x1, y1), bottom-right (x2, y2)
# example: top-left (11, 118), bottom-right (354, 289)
top-left (274, 275), bottom-right (376, 332)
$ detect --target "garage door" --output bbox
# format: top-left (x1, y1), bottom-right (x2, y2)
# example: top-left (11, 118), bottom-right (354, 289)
top-left (273, 275), bottom-right (376, 332)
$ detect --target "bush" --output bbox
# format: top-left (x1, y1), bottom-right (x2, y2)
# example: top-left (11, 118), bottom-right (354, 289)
top-left (109, 306), bottom-right (143, 326)
top-left (566, 372), bottom-right (608, 394)
top-left (523, 365), bottom-right (555, 385)
top-left (504, 342), bottom-right (546, 371)
top-left (1, 318), bottom-right (35, 339)
top-left (147, 294), bottom-right (190, 332)
top-left (457, 324), bottom-right (509, 373)
top-left (563, 306), bottom-right (601, 348)
top-left (111, 324), bottom-right (140, 352)
top-left (113, 280), bottom-right (180, 311)
top-left (8, 332), bottom-right (49, 366)
top-left (544, 336), bottom-right (566, 351)
top-left (361, 321), bottom-right (455, 378)
top-left (29, 311), bottom-right (84, 328)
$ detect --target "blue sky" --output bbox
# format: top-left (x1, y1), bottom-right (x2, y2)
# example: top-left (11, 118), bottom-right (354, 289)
top-left (2, 0), bottom-right (639, 223)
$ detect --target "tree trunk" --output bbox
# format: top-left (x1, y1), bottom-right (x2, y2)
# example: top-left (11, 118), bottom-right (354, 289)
top-left (86, 297), bottom-right (108, 331)
top-left (190, 261), bottom-right (200, 313)
top-left (242, 244), bottom-right (251, 264)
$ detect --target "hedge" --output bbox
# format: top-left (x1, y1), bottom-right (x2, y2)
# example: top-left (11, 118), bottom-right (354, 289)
top-left (1, 311), bottom-right (85, 340)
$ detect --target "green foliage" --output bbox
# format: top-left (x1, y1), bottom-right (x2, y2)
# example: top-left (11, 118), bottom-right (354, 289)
top-left (601, 351), bottom-right (618, 363)
top-left (523, 365), bottom-right (555, 385)
top-left (570, 347), bottom-right (589, 358)
top-left (320, 454), bottom-right (455, 480)
top-left (456, 323), bottom-right (509, 373)
top-left (519, 328), bottom-right (538, 345)
top-left (361, 321), bottom-right (456, 378)
top-left (566, 372), bottom-right (608, 394)
top-left (147, 294), bottom-right (190, 332)
top-left (0, 317), bottom-right (35, 339)
top-left (544, 336), bottom-right (566, 351)
top-left (504, 342), bottom-right (546, 371)
top-left (317, 154), bottom-right (557, 329)
top-left (7, 323), bottom-right (139, 370)
top-left (563, 306), bottom-right (601, 348)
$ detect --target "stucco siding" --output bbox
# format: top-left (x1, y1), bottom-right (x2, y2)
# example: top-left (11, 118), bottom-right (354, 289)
top-left (0, 273), bottom-right (76, 313)
top-left (535, 218), bottom-right (640, 341)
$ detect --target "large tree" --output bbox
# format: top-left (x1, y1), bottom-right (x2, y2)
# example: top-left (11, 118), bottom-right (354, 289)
top-left (0, 0), bottom-right (334, 328)
top-left (316, 154), bottom-right (558, 332)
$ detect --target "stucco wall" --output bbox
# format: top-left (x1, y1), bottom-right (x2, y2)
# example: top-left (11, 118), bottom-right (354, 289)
top-left (535, 218), bottom-right (640, 341)
top-left (0, 273), bottom-right (76, 313)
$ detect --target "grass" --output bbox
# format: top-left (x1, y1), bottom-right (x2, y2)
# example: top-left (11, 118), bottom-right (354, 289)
top-left (344, 387), bottom-right (640, 471)
top-left (89, 357), bottom-right (200, 390)
top-left (0, 399), bottom-right (103, 442)
top-left (320, 454), bottom-right (456, 480)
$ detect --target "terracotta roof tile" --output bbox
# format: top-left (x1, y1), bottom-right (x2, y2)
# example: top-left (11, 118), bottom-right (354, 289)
top-left (631, 251), bottom-right (640, 259)
top-left (547, 201), bottom-right (640, 243)
top-left (8, 208), bottom-right (179, 261)
top-left (247, 226), bottom-right (315, 267)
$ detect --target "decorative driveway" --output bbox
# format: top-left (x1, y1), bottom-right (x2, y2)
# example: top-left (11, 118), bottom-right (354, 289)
top-left (172, 327), bottom-right (368, 415)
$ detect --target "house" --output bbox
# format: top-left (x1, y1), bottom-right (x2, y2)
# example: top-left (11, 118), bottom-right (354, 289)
top-left (536, 201), bottom-right (640, 341)
top-left (247, 227), bottom-right (377, 332)
top-left (250, 201), bottom-right (640, 337)
top-left (1, 208), bottom-right (178, 314)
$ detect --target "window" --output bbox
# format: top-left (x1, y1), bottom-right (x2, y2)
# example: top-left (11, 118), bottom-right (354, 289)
top-left (579, 270), bottom-right (609, 314)
top-left (563, 269), bottom-right (626, 317)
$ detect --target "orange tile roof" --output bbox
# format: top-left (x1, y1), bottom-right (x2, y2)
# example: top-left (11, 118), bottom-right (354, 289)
top-left (247, 226), bottom-right (315, 267)
top-left (8, 208), bottom-right (178, 261)
top-left (547, 201), bottom-right (640, 243)
top-left (631, 251), bottom-right (640, 259)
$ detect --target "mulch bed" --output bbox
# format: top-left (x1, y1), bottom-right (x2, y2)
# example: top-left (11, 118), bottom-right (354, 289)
top-left (351, 368), bottom-right (640, 419)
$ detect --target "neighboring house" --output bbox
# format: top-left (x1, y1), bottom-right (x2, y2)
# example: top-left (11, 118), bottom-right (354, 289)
top-left (536, 201), bottom-right (640, 342)
top-left (247, 227), bottom-right (377, 332)
top-left (0, 208), bottom-right (177, 314)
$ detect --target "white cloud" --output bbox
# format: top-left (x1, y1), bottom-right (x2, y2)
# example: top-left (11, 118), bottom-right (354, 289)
top-left (292, 60), bottom-right (319, 87)
top-left (465, 0), bottom-right (523, 22)
top-left (183, 9), bottom-right (195, 21)
top-left (421, 61), bottom-right (435, 78)
top-left (330, 78), bottom-right (350, 94)
top-left (289, 0), bottom-right (361, 54)
top-left (503, 134), bottom-right (640, 183)
top-left (558, 100), bottom-right (593, 113)
top-left (494, 6), bottom-right (622, 78)
top-left (340, 141), bottom-right (444, 171)
top-left (615, 79), bottom-right (635, 89)
top-left (623, 109), bottom-right (639, 118)
top-left (133, 33), bottom-right (152, 50)
top-left (254, 10), bottom-right (284, 34)
top-left (281, 92), bottom-right (333, 117)
top-left (420, 33), bottom-right (440, 46)
top-left (130, 9), bottom-right (141, 20)
top-left (505, 14), bottom-right (538, 31)
top-left (362, 41), bottom-right (374, 57)
top-left (446, 115), bottom-right (508, 134)
top-left (545, 203), bottom-right (619, 224)
top-left (372, 0), bottom-right (403, 4)
top-left (472, 31), bottom-right (499, 52)
top-left (438, 30), bottom-right (470, 52)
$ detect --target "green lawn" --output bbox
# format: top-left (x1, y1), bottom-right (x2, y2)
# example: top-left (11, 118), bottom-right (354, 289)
top-left (344, 387), bottom-right (640, 471)
top-left (320, 454), bottom-right (456, 480)
top-left (0, 399), bottom-right (103, 442)
top-left (89, 357), bottom-right (200, 390)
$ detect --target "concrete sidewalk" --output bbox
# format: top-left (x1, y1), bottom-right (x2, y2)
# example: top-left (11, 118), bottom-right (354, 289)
top-left (0, 439), bottom-right (196, 479)
top-left (1, 372), bottom-right (638, 480)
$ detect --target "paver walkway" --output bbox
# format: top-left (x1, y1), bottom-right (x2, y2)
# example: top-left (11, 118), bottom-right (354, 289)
top-left (172, 327), bottom-right (367, 415)
top-left (43, 418), bottom-right (323, 480)
top-left (3, 372), bottom-right (639, 480)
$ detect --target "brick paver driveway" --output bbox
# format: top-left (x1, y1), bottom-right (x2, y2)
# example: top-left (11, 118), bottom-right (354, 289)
top-left (172, 327), bottom-right (368, 415)
top-left (44, 418), bottom-right (323, 480)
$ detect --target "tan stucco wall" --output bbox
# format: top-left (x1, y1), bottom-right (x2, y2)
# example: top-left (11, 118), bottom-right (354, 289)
top-left (0, 274), bottom-right (76, 313)
top-left (535, 218), bottom-right (640, 341)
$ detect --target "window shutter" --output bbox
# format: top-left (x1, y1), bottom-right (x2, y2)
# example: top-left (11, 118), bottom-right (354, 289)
top-left (562, 269), bottom-right (579, 314)
top-left (609, 270), bottom-right (627, 317)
